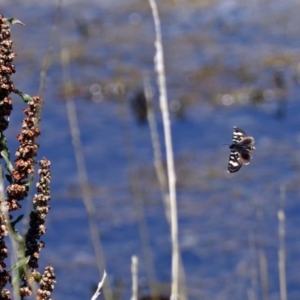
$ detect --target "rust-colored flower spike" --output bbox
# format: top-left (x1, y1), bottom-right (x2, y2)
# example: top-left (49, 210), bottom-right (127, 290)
top-left (0, 15), bottom-right (16, 299)
top-left (25, 158), bottom-right (51, 270)
top-left (19, 158), bottom-right (53, 298)
top-left (7, 96), bottom-right (42, 212)
top-left (0, 15), bottom-right (16, 132)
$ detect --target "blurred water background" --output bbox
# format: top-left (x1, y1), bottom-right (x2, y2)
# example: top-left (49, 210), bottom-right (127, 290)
top-left (3, 0), bottom-right (300, 299)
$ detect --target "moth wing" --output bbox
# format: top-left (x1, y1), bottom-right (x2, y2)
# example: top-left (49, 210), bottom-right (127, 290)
top-left (239, 136), bottom-right (255, 146)
top-left (232, 127), bottom-right (247, 143)
top-left (228, 150), bottom-right (243, 173)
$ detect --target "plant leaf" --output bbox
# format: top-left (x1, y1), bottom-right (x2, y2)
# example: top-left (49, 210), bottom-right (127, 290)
top-left (10, 215), bottom-right (24, 229)
top-left (5, 174), bottom-right (12, 184)
top-left (8, 256), bottom-right (30, 273)
top-left (13, 89), bottom-right (32, 103)
top-left (3, 18), bottom-right (25, 26)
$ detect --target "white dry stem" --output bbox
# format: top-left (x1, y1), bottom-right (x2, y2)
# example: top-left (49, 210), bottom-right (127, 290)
top-left (60, 48), bottom-right (113, 300)
top-left (143, 73), bottom-right (170, 221)
top-left (91, 270), bottom-right (107, 300)
top-left (131, 256), bottom-right (138, 300)
top-left (148, 0), bottom-right (180, 298)
top-left (278, 185), bottom-right (287, 300)
top-left (144, 74), bottom-right (187, 299)
top-left (278, 209), bottom-right (287, 300)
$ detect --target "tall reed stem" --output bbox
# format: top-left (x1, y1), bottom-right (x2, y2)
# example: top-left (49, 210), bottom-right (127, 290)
top-left (148, 1), bottom-right (180, 298)
top-left (278, 185), bottom-right (287, 300)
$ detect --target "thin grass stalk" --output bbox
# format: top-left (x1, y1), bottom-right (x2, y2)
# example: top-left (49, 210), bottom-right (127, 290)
top-left (131, 256), bottom-right (138, 300)
top-left (143, 73), bottom-right (169, 221)
top-left (278, 185), bottom-right (287, 300)
top-left (129, 172), bottom-right (157, 297)
top-left (247, 232), bottom-right (258, 300)
top-left (60, 47), bottom-right (112, 300)
top-left (258, 250), bottom-right (269, 300)
top-left (144, 74), bottom-right (187, 299)
top-left (117, 98), bottom-right (157, 296)
top-left (255, 202), bottom-right (269, 300)
top-left (278, 209), bottom-right (287, 300)
top-left (247, 289), bottom-right (256, 300)
top-left (148, 1), bottom-right (180, 298)
top-left (38, 0), bottom-right (61, 99)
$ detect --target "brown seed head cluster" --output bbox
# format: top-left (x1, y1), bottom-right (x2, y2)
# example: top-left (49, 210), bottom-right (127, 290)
top-left (37, 266), bottom-right (56, 300)
top-left (25, 158), bottom-right (51, 269)
top-left (7, 96), bottom-right (42, 212)
top-left (0, 16), bottom-right (54, 299)
top-left (0, 270), bottom-right (9, 290)
top-left (19, 285), bottom-right (31, 297)
top-left (0, 15), bottom-right (15, 132)
top-left (0, 288), bottom-right (10, 300)
top-left (0, 16), bottom-right (16, 297)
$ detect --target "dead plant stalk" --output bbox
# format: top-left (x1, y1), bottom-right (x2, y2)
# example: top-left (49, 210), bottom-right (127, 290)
top-left (148, 0), bottom-right (180, 298)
